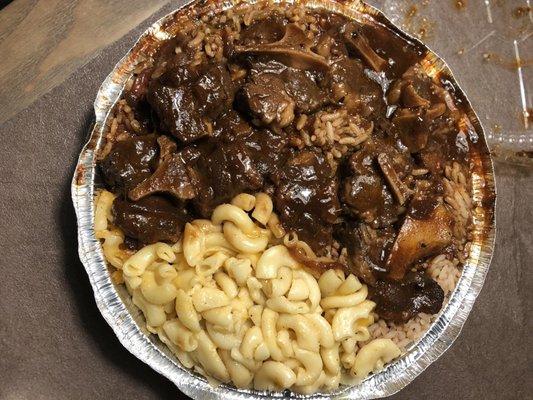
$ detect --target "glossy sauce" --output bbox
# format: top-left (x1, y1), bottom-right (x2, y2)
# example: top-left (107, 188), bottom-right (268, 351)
top-left (98, 5), bottom-right (476, 323)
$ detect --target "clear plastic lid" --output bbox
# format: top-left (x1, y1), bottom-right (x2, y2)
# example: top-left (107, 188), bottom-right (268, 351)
top-left (370, 0), bottom-right (532, 164)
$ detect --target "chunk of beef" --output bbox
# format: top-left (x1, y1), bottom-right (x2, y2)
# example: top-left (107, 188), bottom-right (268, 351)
top-left (99, 135), bottom-right (158, 192)
top-left (342, 173), bottom-right (393, 224)
top-left (244, 128), bottom-right (289, 178)
top-left (193, 64), bottom-right (235, 118)
top-left (190, 110), bottom-right (289, 217)
top-left (370, 272), bottom-right (444, 323)
top-left (147, 82), bottom-right (206, 143)
top-left (341, 139), bottom-right (408, 227)
top-left (212, 109), bottom-right (256, 142)
top-left (113, 195), bottom-right (190, 244)
top-left (218, 110), bottom-right (289, 175)
top-left (389, 67), bottom-right (453, 154)
top-left (239, 15), bottom-right (286, 46)
top-left (334, 221), bottom-right (396, 285)
top-left (209, 142), bottom-right (263, 190)
top-left (318, 13), bottom-right (353, 57)
top-left (193, 141), bottom-right (264, 217)
top-left (418, 124), bottom-right (469, 174)
top-left (128, 147), bottom-right (201, 201)
top-left (330, 58), bottom-right (364, 94)
top-left (391, 108), bottom-right (429, 153)
top-left (329, 58), bottom-right (384, 117)
top-left (401, 65), bottom-right (443, 106)
top-left (158, 52), bottom-right (201, 88)
top-left (155, 35), bottom-right (200, 87)
top-left (355, 22), bottom-right (426, 78)
top-left (239, 73), bottom-right (295, 129)
top-left (283, 68), bottom-right (327, 114)
top-left (387, 197), bottom-right (453, 280)
top-left (230, 112), bottom-right (290, 177)
top-left (247, 59), bottom-right (327, 114)
top-left (274, 151), bottom-right (340, 253)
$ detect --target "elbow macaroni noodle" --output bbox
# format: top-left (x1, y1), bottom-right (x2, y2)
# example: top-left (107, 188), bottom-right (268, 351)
top-left (95, 190), bottom-right (401, 393)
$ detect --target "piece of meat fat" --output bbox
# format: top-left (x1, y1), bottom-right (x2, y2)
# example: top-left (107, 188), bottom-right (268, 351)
top-left (386, 202), bottom-right (454, 280)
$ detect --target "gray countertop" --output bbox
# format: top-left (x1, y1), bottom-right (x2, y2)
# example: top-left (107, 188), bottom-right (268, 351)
top-left (0, 1), bottom-right (532, 399)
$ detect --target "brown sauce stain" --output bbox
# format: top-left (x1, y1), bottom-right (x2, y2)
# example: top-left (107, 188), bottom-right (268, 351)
top-left (416, 17), bottom-right (433, 40)
top-left (513, 6), bottom-right (531, 18)
top-left (482, 52), bottom-right (498, 62)
top-left (515, 150), bottom-right (533, 158)
top-left (401, 3), bottom-right (434, 41)
top-left (493, 145), bottom-right (533, 165)
top-left (403, 4), bottom-right (418, 27)
top-left (406, 5), bottom-right (418, 18)
top-left (482, 52), bottom-right (533, 69)
top-left (491, 124), bottom-right (501, 134)
top-left (454, 0), bottom-right (467, 11)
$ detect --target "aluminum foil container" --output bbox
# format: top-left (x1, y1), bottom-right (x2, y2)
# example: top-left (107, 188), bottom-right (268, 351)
top-left (72, 0), bottom-right (496, 398)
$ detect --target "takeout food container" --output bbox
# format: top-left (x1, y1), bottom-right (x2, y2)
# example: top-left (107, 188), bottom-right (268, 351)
top-left (72, 0), bottom-right (496, 398)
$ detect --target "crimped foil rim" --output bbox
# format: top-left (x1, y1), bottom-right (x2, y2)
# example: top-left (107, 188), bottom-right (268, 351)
top-left (71, 0), bottom-right (497, 398)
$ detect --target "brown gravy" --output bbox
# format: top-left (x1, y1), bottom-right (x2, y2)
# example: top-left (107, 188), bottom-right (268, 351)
top-left (98, 3), bottom-right (475, 323)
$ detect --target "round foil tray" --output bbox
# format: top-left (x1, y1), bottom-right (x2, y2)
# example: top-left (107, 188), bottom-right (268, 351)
top-left (71, 0), bottom-right (496, 398)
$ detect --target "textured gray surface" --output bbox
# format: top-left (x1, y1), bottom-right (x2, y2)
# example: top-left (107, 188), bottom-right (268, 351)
top-left (0, 1), bottom-right (532, 399)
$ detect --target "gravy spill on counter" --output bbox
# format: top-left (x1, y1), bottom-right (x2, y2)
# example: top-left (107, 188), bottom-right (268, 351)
top-left (454, 0), bottom-right (467, 11)
top-left (401, 3), bottom-right (434, 41)
top-left (513, 6), bottom-right (532, 19)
